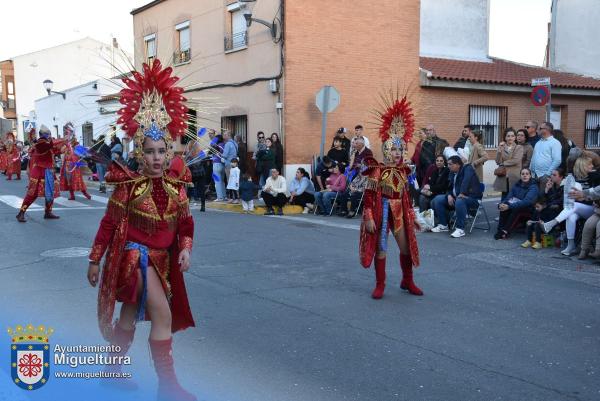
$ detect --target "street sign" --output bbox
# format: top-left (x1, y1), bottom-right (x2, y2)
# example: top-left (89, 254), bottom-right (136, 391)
top-left (23, 120), bottom-right (35, 133)
top-left (316, 86), bottom-right (340, 113)
top-left (315, 85), bottom-right (340, 157)
top-left (530, 85), bottom-right (550, 107)
top-left (531, 77), bottom-right (551, 86)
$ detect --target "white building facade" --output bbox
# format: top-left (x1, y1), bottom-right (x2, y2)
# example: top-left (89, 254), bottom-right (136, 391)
top-left (420, 0), bottom-right (490, 61)
top-left (12, 37), bottom-right (130, 140)
top-left (547, 0), bottom-right (600, 78)
top-left (34, 80), bottom-right (123, 146)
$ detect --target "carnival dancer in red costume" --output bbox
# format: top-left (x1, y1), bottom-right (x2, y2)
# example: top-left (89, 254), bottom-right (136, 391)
top-left (16, 125), bottom-right (69, 222)
top-left (4, 132), bottom-right (21, 180)
top-left (359, 89), bottom-right (423, 299)
top-left (59, 123), bottom-right (91, 200)
top-left (0, 133), bottom-right (8, 174)
top-left (86, 58), bottom-right (197, 401)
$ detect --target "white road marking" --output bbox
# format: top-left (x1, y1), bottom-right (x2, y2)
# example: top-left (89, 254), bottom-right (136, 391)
top-left (77, 193), bottom-right (108, 204)
top-left (266, 215), bottom-right (361, 231)
top-left (53, 197), bottom-right (88, 207)
top-left (0, 195), bottom-right (42, 209)
top-left (26, 206), bottom-right (105, 211)
top-left (40, 247), bottom-right (91, 258)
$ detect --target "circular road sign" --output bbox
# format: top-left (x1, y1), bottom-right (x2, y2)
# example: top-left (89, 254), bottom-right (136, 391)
top-left (530, 85), bottom-right (550, 107)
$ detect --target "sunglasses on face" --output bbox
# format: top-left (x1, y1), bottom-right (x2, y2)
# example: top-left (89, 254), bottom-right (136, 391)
top-left (525, 125), bottom-right (533, 128)
top-left (258, 137), bottom-right (264, 139)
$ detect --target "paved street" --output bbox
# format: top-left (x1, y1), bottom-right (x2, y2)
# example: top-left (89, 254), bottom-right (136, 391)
top-left (0, 175), bottom-right (599, 401)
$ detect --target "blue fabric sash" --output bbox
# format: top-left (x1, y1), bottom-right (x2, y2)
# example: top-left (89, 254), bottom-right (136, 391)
top-left (124, 241), bottom-right (149, 322)
top-left (379, 198), bottom-right (390, 252)
top-left (44, 169), bottom-right (54, 202)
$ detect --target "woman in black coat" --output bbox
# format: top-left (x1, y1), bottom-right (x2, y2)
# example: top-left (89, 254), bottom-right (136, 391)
top-left (418, 155), bottom-right (449, 211)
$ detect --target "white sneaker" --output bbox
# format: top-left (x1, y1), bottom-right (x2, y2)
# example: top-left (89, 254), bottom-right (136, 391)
top-left (431, 224), bottom-right (449, 233)
top-left (450, 228), bottom-right (465, 238)
top-left (302, 207), bottom-right (309, 214)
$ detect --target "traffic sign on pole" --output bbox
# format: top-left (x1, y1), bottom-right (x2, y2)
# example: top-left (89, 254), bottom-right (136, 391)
top-left (531, 77), bottom-right (551, 86)
top-left (530, 86), bottom-right (550, 107)
top-left (315, 86), bottom-right (340, 158)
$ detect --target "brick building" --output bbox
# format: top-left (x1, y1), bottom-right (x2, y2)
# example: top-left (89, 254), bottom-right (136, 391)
top-left (131, 0), bottom-right (600, 183)
top-left (419, 56), bottom-right (600, 154)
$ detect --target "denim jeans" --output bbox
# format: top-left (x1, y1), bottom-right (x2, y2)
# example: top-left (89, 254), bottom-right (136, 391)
top-left (96, 163), bottom-right (106, 183)
top-left (432, 194), bottom-right (480, 230)
top-left (314, 191), bottom-right (338, 214)
top-left (212, 162), bottom-right (226, 200)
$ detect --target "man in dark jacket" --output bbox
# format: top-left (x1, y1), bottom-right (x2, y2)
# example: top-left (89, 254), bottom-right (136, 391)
top-left (419, 125), bottom-right (445, 181)
top-left (453, 125), bottom-right (472, 151)
top-left (430, 155), bottom-right (482, 238)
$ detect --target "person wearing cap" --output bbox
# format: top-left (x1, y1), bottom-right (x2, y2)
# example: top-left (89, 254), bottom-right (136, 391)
top-left (16, 125), bottom-right (71, 222)
top-left (331, 127), bottom-right (351, 154)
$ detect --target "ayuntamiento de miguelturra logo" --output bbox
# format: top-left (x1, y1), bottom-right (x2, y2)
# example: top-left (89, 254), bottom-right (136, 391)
top-left (8, 324), bottom-right (53, 390)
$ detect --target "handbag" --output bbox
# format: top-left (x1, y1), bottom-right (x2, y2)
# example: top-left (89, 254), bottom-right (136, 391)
top-left (494, 166), bottom-right (507, 177)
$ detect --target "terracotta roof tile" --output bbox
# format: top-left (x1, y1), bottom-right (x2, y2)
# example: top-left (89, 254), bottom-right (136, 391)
top-left (420, 57), bottom-right (600, 90)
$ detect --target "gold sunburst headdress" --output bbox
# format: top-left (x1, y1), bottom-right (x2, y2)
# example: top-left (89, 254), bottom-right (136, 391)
top-left (116, 58), bottom-right (188, 160)
top-left (372, 87), bottom-right (416, 163)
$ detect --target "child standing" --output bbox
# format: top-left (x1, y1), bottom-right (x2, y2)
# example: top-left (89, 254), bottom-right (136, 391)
top-left (239, 173), bottom-right (257, 213)
top-left (522, 197), bottom-right (549, 249)
top-left (227, 158), bottom-right (240, 204)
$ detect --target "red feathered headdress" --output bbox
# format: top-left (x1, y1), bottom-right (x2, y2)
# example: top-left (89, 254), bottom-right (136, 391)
top-left (116, 58), bottom-right (188, 141)
top-left (377, 95), bottom-right (415, 145)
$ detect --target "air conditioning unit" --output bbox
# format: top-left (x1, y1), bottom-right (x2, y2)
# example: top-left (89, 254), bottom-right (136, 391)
top-left (268, 79), bottom-right (278, 93)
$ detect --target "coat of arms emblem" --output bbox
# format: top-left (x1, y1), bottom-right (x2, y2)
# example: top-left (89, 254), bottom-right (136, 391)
top-left (7, 324), bottom-right (53, 390)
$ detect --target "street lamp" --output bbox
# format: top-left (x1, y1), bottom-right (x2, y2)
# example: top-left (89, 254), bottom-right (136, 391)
top-left (43, 79), bottom-right (66, 99)
top-left (237, 0), bottom-right (278, 40)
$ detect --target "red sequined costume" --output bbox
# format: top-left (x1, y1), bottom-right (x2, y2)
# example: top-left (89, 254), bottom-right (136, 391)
top-left (359, 91), bottom-right (423, 299)
top-left (88, 58), bottom-right (197, 400)
top-left (3, 133), bottom-right (21, 180)
top-left (16, 128), bottom-right (67, 221)
top-left (5, 143), bottom-right (21, 180)
top-left (89, 160), bottom-right (195, 341)
top-left (59, 141), bottom-right (90, 199)
top-left (0, 136), bottom-right (8, 173)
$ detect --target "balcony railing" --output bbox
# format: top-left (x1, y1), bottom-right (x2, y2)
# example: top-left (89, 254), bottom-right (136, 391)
top-left (224, 31), bottom-right (248, 51)
top-left (173, 49), bottom-right (191, 65)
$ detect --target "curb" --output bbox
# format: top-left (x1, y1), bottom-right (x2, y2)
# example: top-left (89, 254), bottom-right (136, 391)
top-left (206, 201), bottom-right (304, 215)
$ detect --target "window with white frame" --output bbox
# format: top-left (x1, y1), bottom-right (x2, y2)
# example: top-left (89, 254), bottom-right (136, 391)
top-left (225, 3), bottom-right (248, 51)
top-left (6, 77), bottom-right (15, 109)
top-left (174, 21), bottom-right (191, 64)
top-left (468, 105), bottom-right (508, 149)
top-left (144, 34), bottom-right (156, 64)
top-left (585, 110), bottom-right (600, 149)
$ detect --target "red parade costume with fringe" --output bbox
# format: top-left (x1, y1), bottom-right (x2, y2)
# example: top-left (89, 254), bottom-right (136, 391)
top-left (359, 92), bottom-right (423, 299)
top-left (88, 58), bottom-right (197, 401)
top-left (4, 133), bottom-right (21, 180)
top-left (16, 129), bottom-right (68, 222)
top-left (0, 136), bottom-right (9, 173)
top-left (59, 141), bottom-right (90, 199)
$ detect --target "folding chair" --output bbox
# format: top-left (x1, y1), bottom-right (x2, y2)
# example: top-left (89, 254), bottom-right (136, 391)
top-left (450, 183), bottom-right (491, 233)
top-left (313, 191), bottom-right (339, 215)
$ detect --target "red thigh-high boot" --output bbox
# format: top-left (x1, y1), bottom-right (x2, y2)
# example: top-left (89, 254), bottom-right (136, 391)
top-left (68, 188), bottom-right (75, 200)
top-left (400, 254), bottom-right (423, 296)
top-left (82, 190), bottom-right (91, 200)
top-left (101, 323), bottom-right (138, 391)
top-left (149, 338), bottom-right (197, 401)
top-left (44, 200), bottom-right (59, 219)
top-left (371, 256), bottom-right (386, 299)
